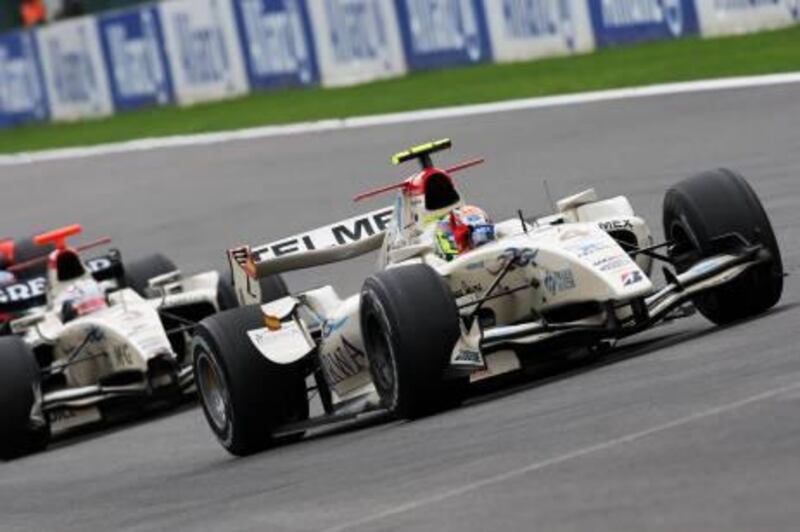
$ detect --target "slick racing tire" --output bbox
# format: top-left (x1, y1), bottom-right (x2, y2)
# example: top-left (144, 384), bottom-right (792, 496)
top-left (663, 168), bottom-right (783, 325)
top-left (360, 264), bottom-right (465, 419)
top-left (0, 337), bottom-right (49, 460)
top-left (10, 237), bottom-right (54, 279)
top-left (123, 253), bottom-right (178, 297)
top-left (216, 272), bottom-right (289, 311)
top-left (192, 305), bottom-right (309, 456)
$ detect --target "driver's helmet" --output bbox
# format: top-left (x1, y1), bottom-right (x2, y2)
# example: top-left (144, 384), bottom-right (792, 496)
top-left (55, 278), bottom-right (108, 321)
top-left (435, 205), bottom-right (496, 261)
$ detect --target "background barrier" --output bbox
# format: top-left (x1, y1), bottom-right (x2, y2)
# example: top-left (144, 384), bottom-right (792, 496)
top-left (0, 0), bottom-right (798, 129)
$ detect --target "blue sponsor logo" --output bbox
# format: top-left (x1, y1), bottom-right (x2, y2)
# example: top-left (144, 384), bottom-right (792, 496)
top-left (168, 5), bottom-right (233, 86)
top-left (325, 0), bottom-right (391, 65)
top-left (395, 0), bottom-right (492, 70)
top-left (99, 7), bottom-right (173, 111)
top-left (501, 0), bottom-right (577, 49)
top-left (322, 316), bottom-right (348, 339)
top-left (43, 26), bottom-right (104, 107)
top-left (713, 0), bottom-right (800, 19)
top-left (587, 0), bottom-right (698, 46)
top-left (232, 0), bottom-right (319, 89)
top-left (0, 31), bottom-right (49, 128)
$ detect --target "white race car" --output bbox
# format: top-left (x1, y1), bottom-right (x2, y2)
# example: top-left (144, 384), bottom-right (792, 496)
top-left (0, 225), bottom-right (263, 459)
top-left (192, 140), bottom-right (783, 456)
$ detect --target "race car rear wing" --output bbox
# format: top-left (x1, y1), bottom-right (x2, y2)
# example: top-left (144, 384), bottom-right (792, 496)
top-left (228, 207), bottom-right (393, 305)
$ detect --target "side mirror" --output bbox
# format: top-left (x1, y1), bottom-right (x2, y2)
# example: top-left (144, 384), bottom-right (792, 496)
top-left (147, 270), bottom-right (182, 292)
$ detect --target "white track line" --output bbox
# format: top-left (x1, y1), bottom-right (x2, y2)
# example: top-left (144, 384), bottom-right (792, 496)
top-left (2, 71), bottom-right (800, 167)
top-left (324, 379), bottom-right (800, 532)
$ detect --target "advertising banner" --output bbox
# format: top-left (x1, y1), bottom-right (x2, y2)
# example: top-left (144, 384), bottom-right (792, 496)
top-left (231, 0), bottom-right (319, 90)
top-left (36, 17), bottom-right (113, 121)
top-left (394, 0), bottom-right (492, 70)
top-left (98, 6), bottom-right (174, 112)
top-left (483, 0), bottom-right (594, 62)
top-left (695, 0), bottom-right (800, 36)
top-left (587, 0), bottom-right (699, 46)
top-left (307, 0), bottom-right (406, 87)
top-left (0, 30), bottom-right (49, 128)
top-left (159, 0), bottom-right (249, 105)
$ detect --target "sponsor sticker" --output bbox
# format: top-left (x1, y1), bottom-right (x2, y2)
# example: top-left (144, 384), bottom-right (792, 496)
top-left (598, 219), bottom-right (633, 231)
top-left (594, 254), bottom-right (631, 272)
top-left (621, 270), bottom-right (644, 286)
top-left (544, 268), bottom-right (576, 294)
top-left (0, 277), bottom-right (47, 304)
top-left (252, 207), bottom-right (393, 260)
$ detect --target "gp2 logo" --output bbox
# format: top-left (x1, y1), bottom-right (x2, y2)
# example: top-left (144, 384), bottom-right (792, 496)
top-left (489, 247), bottom-right (538, 274)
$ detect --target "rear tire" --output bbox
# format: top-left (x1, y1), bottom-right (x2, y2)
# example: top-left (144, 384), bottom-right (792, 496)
top-left (192, 305), bottom-right (308, 456)
top-left (123, 253), bottom-right (177, 296)
top-left (11, 237), bottom-right (53, 279)
top-left (0, 337), bottom-right (49, 460)
top-left (663, 168), bottom-right (783, 325)
top-left (360, 264), bottom-right (464, 419)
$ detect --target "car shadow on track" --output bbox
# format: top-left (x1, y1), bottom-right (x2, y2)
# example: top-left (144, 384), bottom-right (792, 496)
top-left (43, 397), bottom-right (199, 454)
top-left (463, 301), bottom-right (799, 410)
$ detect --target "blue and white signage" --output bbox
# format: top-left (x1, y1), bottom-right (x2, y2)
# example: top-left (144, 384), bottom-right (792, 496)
top-left (695, 0), bottom-right (800, 36)
top-left (159, 0), bottom-right (249, 105)
top-left (98, 6), bottom-right (173, 112)
top-left (0, 31), bottom-right (49, 128)
top-left (587, 0), bottom-right (699, 46)
top-left (35, 17), bottom-right (113, 121)
top-left (483, 0), bottom-right (594, 62)
top-left (232, 0), bottom-right (319, 90)
top-left (395, 0), bottom-right (492, 70)
top-left (307, 0), bottom-right (406, 87)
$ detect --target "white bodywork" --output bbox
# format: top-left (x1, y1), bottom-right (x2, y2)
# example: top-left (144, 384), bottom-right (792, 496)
top-left (230, 187), bottom-right (656, 406)
top-left (10, 262), bottom-right (224, 435)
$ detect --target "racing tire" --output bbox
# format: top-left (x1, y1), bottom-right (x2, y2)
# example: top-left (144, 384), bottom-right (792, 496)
top-left (0, 337), bottom-right (49, 460)
top-left (360, 264), bottom-right (465, 419)
top-left (192, 305), bottom-right (309, 456)
top-left (123, 253), bottom-right (177, 297)
top-left (663, 168), bottom-right (783, 325)
top-left (11, 237), bottom-right (53, 279)
top-left (216, 272), bottom-right (289, 311)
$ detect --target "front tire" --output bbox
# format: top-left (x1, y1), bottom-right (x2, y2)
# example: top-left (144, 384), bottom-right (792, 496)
top-left (360, 264), bottom-right (464, 419)
top-left (192, 305), bottom-right (308, 456)
top-left (663, 168), bottom-right (783, 325)
top-left (0, 337), bottom-right (49, 460)
top-left (123, 253), bottom-right (177, 296)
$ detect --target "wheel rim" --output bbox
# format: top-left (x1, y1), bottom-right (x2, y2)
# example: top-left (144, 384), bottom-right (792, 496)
top-left (195, 350), bottom-right (230, 432)
top-left (364, 312), bottom-right (397, 406)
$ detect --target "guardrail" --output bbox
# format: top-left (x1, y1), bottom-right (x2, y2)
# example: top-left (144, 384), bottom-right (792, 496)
top-left (1, 0), bottom-right (798, 129)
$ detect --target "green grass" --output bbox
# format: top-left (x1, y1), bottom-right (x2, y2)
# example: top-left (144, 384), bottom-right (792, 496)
top-left (3, 25), bottom-right (800, 154)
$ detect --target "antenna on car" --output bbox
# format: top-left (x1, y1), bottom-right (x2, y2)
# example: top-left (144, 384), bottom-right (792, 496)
top-left (543, 179), bottom-right (556, 213)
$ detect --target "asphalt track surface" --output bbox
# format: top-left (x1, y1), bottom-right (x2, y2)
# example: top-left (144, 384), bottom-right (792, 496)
top-left (1, 82), bottom-right (799, 532)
